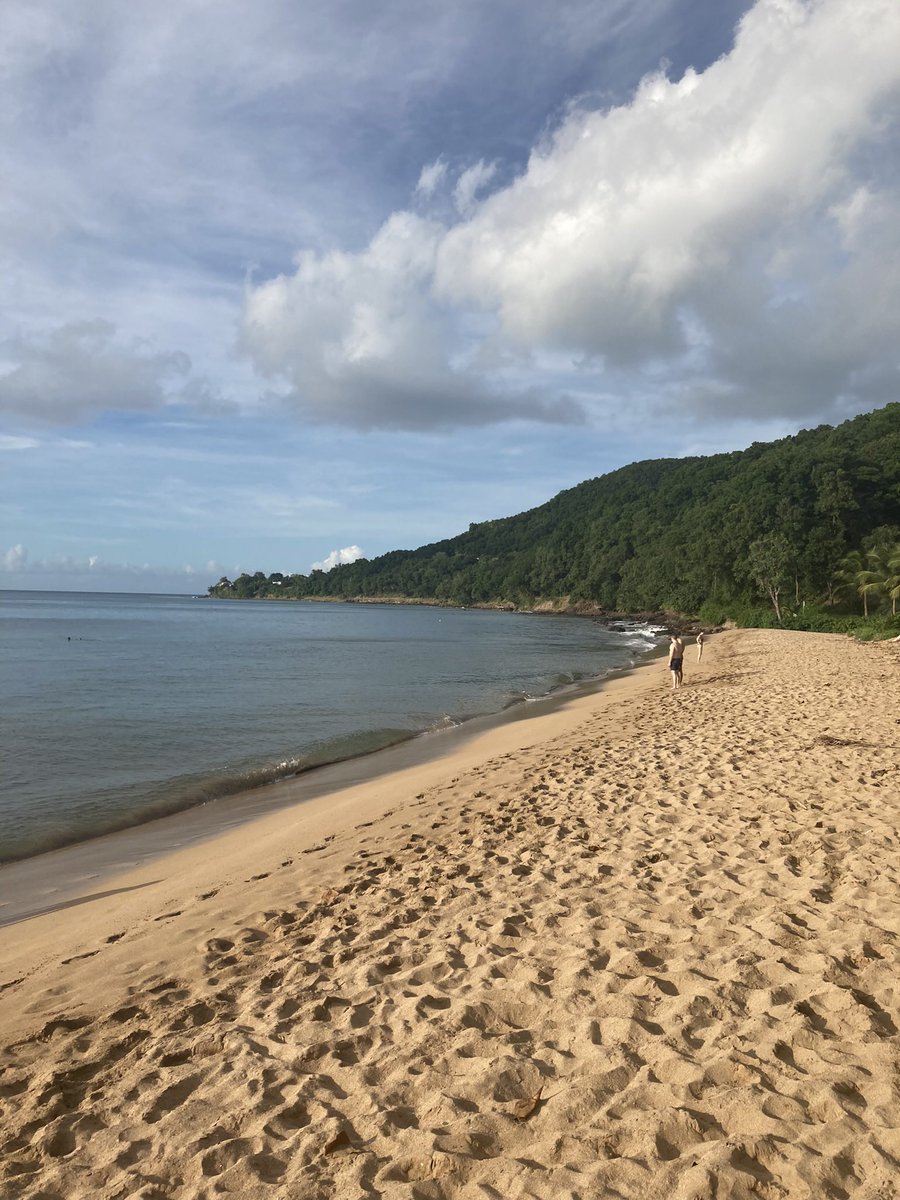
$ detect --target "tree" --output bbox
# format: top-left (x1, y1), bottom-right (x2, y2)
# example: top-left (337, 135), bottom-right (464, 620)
top-left (833, 550), bottom-right (867, 613)
top-left (748, 533), bottom-right (793, 624)
top-left (800, 527), bottom-right (845, 604)
top-left (857, 538), bottom-right (900, 616)
top-left (813, 465), bottom-right (856, 535)
top-left (856, 568), bottom-right (884, 617)
top-left (889, 551), bottom-right (900, 617)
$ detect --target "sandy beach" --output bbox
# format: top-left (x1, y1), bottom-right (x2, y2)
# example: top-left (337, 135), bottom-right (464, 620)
top-left (1, 627), bottom-right (898, 1199)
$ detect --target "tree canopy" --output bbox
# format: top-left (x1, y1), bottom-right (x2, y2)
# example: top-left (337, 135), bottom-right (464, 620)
top-left (210, 403), bottom-right (900, 623)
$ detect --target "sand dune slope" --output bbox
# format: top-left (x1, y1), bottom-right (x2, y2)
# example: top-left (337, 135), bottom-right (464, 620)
top-left (1, 629), bottom-right (898, 1198)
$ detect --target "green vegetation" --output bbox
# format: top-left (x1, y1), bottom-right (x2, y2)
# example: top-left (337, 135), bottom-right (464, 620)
top-left (210, 403), bottom-right (900, 637)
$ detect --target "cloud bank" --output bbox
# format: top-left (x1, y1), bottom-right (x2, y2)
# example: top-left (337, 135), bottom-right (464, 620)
top-left (242, 0), bottom-right (900, 430)
top-left (0, 542), bottom-right (224, 593)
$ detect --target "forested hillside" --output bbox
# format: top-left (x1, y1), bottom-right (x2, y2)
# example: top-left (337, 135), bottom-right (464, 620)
top-left (211, 404), bottom-right (900, 624)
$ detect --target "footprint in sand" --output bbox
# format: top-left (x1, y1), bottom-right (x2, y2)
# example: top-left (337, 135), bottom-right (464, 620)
top-left (144, 1074), bottom-right (202, 1123)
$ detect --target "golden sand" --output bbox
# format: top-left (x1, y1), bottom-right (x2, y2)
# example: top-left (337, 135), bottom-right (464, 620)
top-left (1, 628), bottom-right (898, 1198)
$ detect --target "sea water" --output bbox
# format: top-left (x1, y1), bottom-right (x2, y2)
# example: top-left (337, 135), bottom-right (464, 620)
top-left (0, 591), bottom-right (664, 862)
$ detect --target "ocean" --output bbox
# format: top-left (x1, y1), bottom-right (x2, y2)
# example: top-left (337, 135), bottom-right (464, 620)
top-left (0, 590), bottom-right (664, 864)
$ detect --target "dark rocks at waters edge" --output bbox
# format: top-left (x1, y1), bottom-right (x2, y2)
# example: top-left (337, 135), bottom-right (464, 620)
top-left (518, 608), bottom-right (716, 641)
top-left (359, 595), bottom-right (713, 637)
top-left (598, 615), bottom-right (712, 637)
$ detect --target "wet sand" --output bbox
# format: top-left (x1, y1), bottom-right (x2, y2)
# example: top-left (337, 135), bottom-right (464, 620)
top-left (0, 628), bottom-right (898, 1198)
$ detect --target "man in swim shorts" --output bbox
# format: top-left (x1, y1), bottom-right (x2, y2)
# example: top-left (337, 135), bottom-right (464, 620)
top-left (668, 633), bottom-right (685, 690)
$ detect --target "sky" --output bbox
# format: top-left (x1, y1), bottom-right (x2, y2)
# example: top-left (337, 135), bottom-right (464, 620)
top-left (2, 0), bottom-right (899, 593)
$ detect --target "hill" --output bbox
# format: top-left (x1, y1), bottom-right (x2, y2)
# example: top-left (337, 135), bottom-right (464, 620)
top-left (210, 404), bottom-right (900, 626)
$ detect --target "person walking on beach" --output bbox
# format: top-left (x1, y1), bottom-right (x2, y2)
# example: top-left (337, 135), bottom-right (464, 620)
top-left (668, 633), bottom-right (685, 690)
top-left (696, 630), bottom-right (705, 662)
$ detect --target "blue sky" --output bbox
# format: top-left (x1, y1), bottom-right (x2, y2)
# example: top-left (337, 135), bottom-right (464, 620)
top-left (2, 0), bottom-right (899, 592)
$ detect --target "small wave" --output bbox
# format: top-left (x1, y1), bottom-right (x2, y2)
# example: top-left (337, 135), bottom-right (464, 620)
top-left (0, 727), bottom-right (419, 865)
top-left (425, 714), bottom-right (464, 732)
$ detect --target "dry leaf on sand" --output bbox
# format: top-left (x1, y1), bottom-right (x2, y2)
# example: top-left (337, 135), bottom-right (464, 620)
top-left (505, 1087), bottom-right (543, 1120)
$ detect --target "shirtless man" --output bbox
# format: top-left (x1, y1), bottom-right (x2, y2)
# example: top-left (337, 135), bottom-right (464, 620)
top-left (668, 633), bottom-right (685, 690)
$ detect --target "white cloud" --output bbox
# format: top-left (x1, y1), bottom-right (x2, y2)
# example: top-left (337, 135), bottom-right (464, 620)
top-left (436, 0), bottom-right (900, 411)
top-left (416, 158), bottom-right (448, 197)
top-left (453, 160), bottom-right (497, 216)
top-left (3, 543), bottom-right (27, 570)
top-left (242, 0), bottom-right (900, 429)
top-left (0, 434), bottom-right (39, 450)
top-left (242, 211), bottom-right (583, 429)
top-left (311, 545), bottom-right (365, 572)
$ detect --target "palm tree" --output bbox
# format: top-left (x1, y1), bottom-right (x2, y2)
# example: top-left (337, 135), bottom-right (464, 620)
top-left (885, 545), bottom-right (900, 616)
top-left (856, 569), bottom-right (884, 617)
top-left (833, 550), bottom-right (867, 613)
top-left (848, 542), bottom-right (900, 617)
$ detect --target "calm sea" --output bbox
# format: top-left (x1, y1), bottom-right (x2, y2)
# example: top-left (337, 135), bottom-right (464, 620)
top-left (0, 591), bottom-right (663, 863)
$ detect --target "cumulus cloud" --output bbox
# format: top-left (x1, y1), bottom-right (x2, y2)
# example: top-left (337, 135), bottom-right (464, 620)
top-left (242, 0), bottom-right (900, 429)
top-left (436, 0), bottom-right (900, 412)
top-left (242, 211), bottom-right (584, 429)
top-left (310, 545), bottom-right (366, 572)
top-left (0, 321), bottom-right (201, 424)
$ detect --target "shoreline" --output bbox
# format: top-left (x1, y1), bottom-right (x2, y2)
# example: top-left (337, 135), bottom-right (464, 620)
top-left (204, 590), bottom-right (704, 630)
top-left (2, 628), bottom-right (897, 1199)
top-left (1, 594), bottom-right (667, 871)
top-left (0, 639), bottom-right (666, 927)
